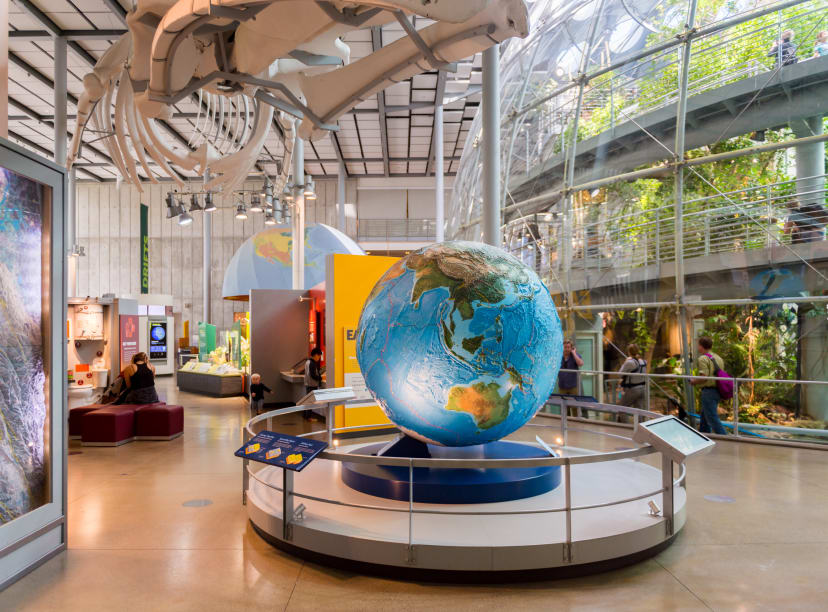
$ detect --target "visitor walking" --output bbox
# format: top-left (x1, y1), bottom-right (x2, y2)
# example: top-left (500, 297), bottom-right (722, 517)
top-left (121, 352), bottom-right (159, 404)
top-left (304, 348), bottom-right (324, 420)
top-left (813, 30), bottom-right (828, 58)
top-left (557, 339), bottom-right (583, 395)
top-left (691, 337), bottom-right (728, 435)
top-left (783, 199), bottom-right (828, 243)
top-left (618, 343), bottom-right (647, 409)
top-left (768, 29), bottom-right (798, 66)
top-left (249, 373), bottom-right (271, 416)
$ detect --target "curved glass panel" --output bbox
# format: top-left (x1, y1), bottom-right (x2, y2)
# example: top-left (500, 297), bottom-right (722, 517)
top-left (448, 0), bottom-right (828, 443)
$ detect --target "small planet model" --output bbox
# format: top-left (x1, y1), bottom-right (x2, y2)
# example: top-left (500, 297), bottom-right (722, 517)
top-left (356, 241), bottom-right (563, 447)
top-left (151, 326), bottom-right (166, 341)
top-left (222, 223), bottom-right (363, 298)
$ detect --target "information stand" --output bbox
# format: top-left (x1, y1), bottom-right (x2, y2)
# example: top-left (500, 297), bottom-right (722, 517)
top-left (632, 415), bottom-right (715, 463)
top-left (236, 432), bottom-right (328, 472)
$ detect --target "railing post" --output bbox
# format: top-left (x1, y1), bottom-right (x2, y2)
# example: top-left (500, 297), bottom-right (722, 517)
top-left (661, 454), bottom-right (674, 537)
top-left (407, 459), bottom-right (415, 564)
top-left (563, 461), bottom-right (572, 563)
top-left (645, 375), bottom-right (651, 412)
top-left (327, 402), bottom-right (334, 446)
top-left (561, 400), bottom-right (569, 447)
top-left (656, 211), bottom-right (661, 262)
top-left (242, 426), bottom-right (250, 505)
top-left (732, 380), bottom-right (740, 437)
top-left (766, 185), bottom-right (773, 249)
top-left (609, 77), bottom-right (615, 132)
top-left (283, 468), bottom-right (294, 541)
top-left (704, 214), bottom-right (710, 256)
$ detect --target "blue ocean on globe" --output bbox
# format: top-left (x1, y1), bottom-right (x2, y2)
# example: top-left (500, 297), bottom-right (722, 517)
top-left (356, 241), bottom-right (563, 447)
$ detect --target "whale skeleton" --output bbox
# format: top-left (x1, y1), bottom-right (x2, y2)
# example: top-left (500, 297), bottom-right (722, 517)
top-left (68, 0), bottom-right (529, 194)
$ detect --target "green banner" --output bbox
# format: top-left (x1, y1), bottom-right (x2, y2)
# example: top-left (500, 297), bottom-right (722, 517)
top-left (198, 322), bottom-right (217, 362)
top-left (140, 203), bottom-right (149, 294)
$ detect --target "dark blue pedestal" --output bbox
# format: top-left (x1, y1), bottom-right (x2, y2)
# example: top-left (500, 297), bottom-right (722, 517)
top-left (341, 437), bottom-right (561, 504)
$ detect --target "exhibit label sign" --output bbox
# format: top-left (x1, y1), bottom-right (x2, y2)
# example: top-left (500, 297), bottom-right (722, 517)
top-left (140, 203), bottom-right (149, 294)
top-left (235, 431), bottom-right (328, 472)
top-left (343, 327), bottom-right (374, 408)
top-left (119, 314), bottom-right (139, 369)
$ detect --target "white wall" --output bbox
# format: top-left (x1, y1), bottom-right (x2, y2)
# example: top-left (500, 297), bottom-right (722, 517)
top-left (74, 176), bottom-right (440, 332)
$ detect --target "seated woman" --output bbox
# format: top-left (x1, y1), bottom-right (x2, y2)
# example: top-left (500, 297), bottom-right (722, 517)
top-left (122, 352), bottom-right (160, 404)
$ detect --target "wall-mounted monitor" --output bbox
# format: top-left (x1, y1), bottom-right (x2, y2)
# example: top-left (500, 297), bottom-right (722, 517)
top-left (147, 304), bottom-right (165, 316)
top-left (0, 137), bottom-right (67, 588)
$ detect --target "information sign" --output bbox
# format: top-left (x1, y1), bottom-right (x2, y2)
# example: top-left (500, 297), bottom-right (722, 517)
top-left (633, 416), bottom-right (715, 463)
top-left (235, 431), bottom-right (328, 472)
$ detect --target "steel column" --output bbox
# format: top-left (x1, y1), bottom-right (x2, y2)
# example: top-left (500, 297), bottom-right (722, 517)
top-left (434, 102), bottom-right (445, 242)
top-left (203, 209), bottom-right (212, 324)
top-left (337, 160), bottom-right (346, 233)
top-left (482, 45), bottom-right (501, 246)
top-left (292, 129), bottom-right (305, 290)
top-left (674, 0), bottom-right (699, 414)
top-left (53, 36), bottom-right (67, 166)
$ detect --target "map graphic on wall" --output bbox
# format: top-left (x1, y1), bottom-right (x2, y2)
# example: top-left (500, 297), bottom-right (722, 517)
top-left (222, 223), bottom-right (363, 299)
top-left (356, 241), bottom-right (563, 447)
top-left (0, 168), bottom-right (48, 524)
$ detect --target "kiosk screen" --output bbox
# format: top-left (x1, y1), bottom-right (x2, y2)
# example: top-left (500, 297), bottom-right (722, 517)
top-left (149, 321), bottom-right (167, 360)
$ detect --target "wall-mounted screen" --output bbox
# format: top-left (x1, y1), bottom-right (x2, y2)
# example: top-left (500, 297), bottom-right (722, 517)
top-left (138, 304), bottom-right (148, 316)
top-left (0, 166), bottom-right (50, 524)
top-left (147, 304), bottom-right (165, 316)
top-left (149, 321), bottom-right (168, 360)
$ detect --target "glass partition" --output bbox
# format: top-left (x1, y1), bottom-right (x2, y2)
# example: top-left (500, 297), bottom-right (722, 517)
top-left (448, 0), bottom-right (828, 446)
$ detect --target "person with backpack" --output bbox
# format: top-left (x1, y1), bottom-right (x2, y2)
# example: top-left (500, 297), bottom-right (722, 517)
top-left (618, 343), bottom-right (647, 409)
top-left (691, 337), bottom-right (729, 435)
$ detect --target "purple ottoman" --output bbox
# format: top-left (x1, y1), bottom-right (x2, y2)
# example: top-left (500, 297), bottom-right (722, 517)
top-left (69, 404), bottom-right (108, 438)
top-left (81, 406), bottom-right (137, 446)
top-left (135, 404), bottom-right (184, 440)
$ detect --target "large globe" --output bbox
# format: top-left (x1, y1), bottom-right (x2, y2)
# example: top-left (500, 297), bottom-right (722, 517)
top-left (356, 241), bottom-right (563, 447)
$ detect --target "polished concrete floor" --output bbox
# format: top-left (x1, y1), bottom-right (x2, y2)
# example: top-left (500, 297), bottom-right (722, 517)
top-left (2, 376), bottom-right (828, 611)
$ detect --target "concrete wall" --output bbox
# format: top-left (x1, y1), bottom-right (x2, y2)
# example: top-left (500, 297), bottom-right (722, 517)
top-left (74, 177), bottom-right (441, 332)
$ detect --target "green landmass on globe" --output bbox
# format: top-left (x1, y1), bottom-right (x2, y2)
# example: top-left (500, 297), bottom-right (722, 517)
top-left (356, 241), bottom-right (563, 447)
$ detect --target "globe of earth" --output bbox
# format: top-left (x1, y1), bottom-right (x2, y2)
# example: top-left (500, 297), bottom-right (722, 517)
top-left (222, 223), bottom-right (363, 298)
top-left (356, 241), bottom-right (563, 447)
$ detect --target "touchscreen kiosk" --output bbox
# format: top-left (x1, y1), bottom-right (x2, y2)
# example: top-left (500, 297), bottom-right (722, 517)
top-left (632, 416), bottom-right (715, 463)
top-left (149, 320), bottom-right (168, 360)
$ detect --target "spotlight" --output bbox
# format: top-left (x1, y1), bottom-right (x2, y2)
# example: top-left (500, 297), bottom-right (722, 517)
top-left (283, 185), bottom-right (294, 203)
top-left (203, 192), bottom-right (217, 212)
top-left (264, 210), bottom-right (277, 225)
top-left (235, 203), bottom-right (248, 220)
top-left (303, 174), bottom-right (316, 200)
top-left (165, 192), bottom-right (182, 218)
top-left (178, 210), bottom-right (193, 226)
top-left (189, 193), bottom-right (203, 212)
top-left (249, 194), bottom-right (263, 212)
top-left (264, 181), bottom-right (274, 207)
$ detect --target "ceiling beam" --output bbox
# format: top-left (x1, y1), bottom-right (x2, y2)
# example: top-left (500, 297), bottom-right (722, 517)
top-left (371, 26), bottom-right (390, 177)
top-left (9, 29), bottom-right (128, 41)
top-left (8, 128), bottom-right (104, 181)
top-left (14, 0), bottom-right (98, 66)
top-left (101, 0), bottom-right (129, 26)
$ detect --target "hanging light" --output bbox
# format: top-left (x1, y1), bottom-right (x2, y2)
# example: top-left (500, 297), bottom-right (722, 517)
top-left (203, 192), bottom-right (217, 212)
top-left (282, 185), bottom-right (294, 203)
top-left (249, 194), bottom-right (263, 212)
top-left (178, 210), bottom-right (193, 226)
top-left (303, 174), bottom-right (316, 200)
top-left (264, 208), bottom-right (277, 225)
top-left (165, 192), bottom-right (182, 218)
top-left (189, 193), bottom-right (203, 212)
top-left (235, 203), bottom-right (248, 219)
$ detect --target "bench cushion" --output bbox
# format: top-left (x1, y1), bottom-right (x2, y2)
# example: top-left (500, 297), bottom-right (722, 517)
top-left (135, 404), bottom-right (184, 440)
top-left (81, 407), bottom-right (137, 446)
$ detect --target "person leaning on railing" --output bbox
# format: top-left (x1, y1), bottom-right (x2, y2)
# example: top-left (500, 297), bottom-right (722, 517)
top-left (783, 199), bottom-right (828, 244)
top-left (813, 31), bottom-right (828, 58)
top-left (768, 29), bottom-right (798, 66)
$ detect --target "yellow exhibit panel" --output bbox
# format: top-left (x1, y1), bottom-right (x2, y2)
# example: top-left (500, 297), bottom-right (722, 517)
top-left (327, 254), bottom-right (398, 432)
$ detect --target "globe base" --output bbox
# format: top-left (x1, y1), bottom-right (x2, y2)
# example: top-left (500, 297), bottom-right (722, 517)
top-left (341, 436), bottom-right (561, 504)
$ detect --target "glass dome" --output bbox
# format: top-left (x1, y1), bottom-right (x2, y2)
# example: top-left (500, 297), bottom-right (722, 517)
top-left (448, 0), bottom-right (828, 443)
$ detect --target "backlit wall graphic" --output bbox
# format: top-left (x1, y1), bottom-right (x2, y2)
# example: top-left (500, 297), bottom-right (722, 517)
top-left (0, 167), bottom-right (48, 524)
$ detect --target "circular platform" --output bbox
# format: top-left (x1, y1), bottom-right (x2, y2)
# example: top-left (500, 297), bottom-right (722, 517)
top-left (245, 441), bottom-right (686, 580)
top-left (341, 440), bottom-right (562, 504)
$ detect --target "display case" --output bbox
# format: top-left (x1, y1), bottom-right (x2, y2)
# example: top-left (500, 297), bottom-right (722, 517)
top-left (0, 138), bottom-right (67, 588)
